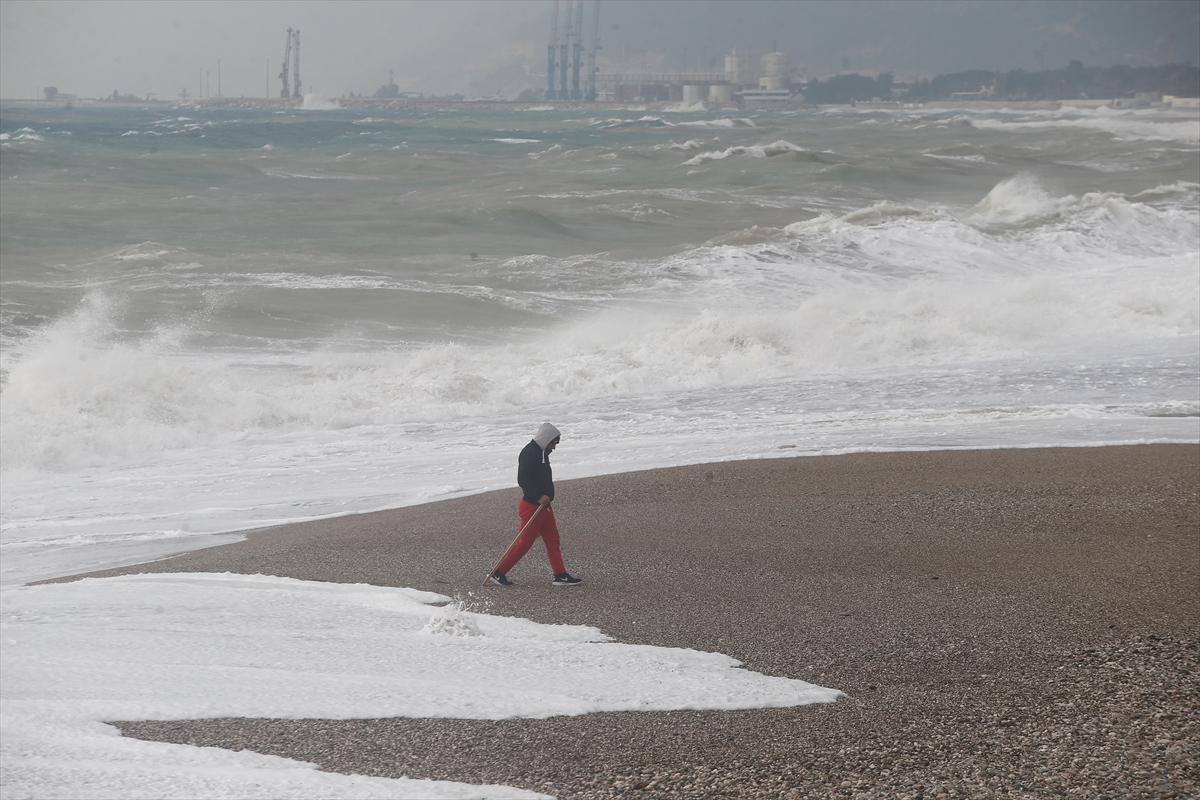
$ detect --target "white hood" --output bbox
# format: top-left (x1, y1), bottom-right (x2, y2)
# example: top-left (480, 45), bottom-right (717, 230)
top-left (533, 422), bottom-right (561, 450)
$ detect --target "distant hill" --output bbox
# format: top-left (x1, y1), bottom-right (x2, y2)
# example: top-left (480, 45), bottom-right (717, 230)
top-left (803, 62), bottom-right (1199, 104)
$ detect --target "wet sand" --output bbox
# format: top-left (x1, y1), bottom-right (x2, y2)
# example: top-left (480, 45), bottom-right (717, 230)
top-left (66, 444), bottom-right (1197, 798)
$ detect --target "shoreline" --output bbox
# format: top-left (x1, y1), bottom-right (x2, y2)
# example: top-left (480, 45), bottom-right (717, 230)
top-left (28, 439), bottom-right (1198, 589)
top-left (6, 97), bottom-right (1197, 113)
top-left (59, 444), bottom-right (1199, 798)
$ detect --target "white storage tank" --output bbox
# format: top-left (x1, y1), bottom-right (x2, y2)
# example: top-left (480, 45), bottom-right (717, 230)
top-left (682, 85), bottom-right (705, 105)
top-left (725, 48), bottom-right (755, 87)
top-left (708, 84), bottom-right (733, 104)
top-left (761, 51), bottom-right (790, 86)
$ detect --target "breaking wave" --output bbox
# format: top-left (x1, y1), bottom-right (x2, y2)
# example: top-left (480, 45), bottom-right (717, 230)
top-left (684, 140), bottom-right (808, 165)
top-left (4, 176), bottom-right (1195, 472)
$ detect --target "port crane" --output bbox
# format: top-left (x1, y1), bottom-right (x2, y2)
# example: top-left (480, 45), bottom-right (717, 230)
top-left (586, 0), bottom-right (600, 100)
top-left (559, 1), bottom-right (571, 99)
top-left (547, 0), bottom-right (559, 100)
top-left (547, 1), bottom-right (601, 102)
top-left (279, 27), bottom-right (292, 97)
top-left (571, 0), bottom-right (584, 99)
top-left (292, 30), bottom-right (301, 98)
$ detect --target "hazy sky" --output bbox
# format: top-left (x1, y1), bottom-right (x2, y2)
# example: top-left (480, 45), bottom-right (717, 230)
top-left (1, 0), bottom-right (1196, 100)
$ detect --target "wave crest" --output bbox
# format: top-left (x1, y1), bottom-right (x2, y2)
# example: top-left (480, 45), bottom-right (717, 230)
top-left (683, 140), bottom-right (807, 165)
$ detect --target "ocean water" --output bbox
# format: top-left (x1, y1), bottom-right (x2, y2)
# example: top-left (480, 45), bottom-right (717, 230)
top-left (2, 103), bottom-right (1198, 585)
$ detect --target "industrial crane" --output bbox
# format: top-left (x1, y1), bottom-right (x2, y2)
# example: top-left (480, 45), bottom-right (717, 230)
top-left (571, 0), bottom-right (584, 99)
top-left (547, 0), bottom-right (559, 100)
top-left (547, 1), bottom-right (600, 103)
top-left (279, 27), bottom-right (292, 98)
top-left (559, 1), bottom-right (571, 99)
top-left (292, 29), bottom-right (302, 98)
top-left (586, 0), bottom-right (600, 100)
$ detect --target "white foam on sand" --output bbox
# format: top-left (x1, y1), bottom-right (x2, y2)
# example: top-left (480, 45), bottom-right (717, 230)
top-left (1, 573), bottom-right (842, 799)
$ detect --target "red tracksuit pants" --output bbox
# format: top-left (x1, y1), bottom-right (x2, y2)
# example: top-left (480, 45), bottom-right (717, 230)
top-left (496, 500), bottom-right (566, 575)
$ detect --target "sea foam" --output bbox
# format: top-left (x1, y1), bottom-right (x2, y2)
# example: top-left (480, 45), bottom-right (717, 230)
top-left (3, 179), bottom-right (1195, 478)
top-left (2, 105), bottom-right (1195, 586)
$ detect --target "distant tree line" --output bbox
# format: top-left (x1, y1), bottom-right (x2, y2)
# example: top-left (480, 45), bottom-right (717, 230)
top-left (802, 72), bottom-right (896, 104)
top-left (802, 61), bottom-right (1199, 103)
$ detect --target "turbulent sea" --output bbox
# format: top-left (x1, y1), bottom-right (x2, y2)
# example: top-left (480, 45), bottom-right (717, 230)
top-left (1, 102), bottom-right (1197, 584)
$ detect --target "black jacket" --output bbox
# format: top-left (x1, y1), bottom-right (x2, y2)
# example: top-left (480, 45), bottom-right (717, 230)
top-left (517, 439), bottom-right (554, 505)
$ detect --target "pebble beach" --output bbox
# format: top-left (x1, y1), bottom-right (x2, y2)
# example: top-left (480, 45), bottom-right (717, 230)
top-left (56, 444), bottom-right (1198, 799)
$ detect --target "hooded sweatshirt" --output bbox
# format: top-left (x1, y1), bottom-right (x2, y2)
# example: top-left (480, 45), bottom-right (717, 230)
top-left (518, 423), bottom-right (560, 505)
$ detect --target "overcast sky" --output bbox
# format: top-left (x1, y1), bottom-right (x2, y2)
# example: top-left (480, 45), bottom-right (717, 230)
top-left (1, 0), bottom-right (1196, 100)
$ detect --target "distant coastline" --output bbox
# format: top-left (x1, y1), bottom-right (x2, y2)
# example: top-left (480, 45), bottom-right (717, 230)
top-left (12, 60), bottom-right (1196, 114)
top-left (4, 96), bottom-right (1198, 112)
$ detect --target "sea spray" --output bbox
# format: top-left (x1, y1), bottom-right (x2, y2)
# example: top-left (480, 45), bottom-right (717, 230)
top-left (3, 181), bottom-right (1195, 475)
top-left (2, 103), bottom-right (1195, 584)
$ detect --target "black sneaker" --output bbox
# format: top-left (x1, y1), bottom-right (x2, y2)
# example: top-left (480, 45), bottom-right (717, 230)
top-left (489, 570), bottom-right (514, 586)
top-left (552, 573), bottom-right (582, 586)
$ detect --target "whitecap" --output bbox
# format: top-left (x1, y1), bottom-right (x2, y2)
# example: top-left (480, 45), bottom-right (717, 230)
top-left (683, 139), bottom-right (806, 165)
top-left (2, 131), bottom-right (46, 142)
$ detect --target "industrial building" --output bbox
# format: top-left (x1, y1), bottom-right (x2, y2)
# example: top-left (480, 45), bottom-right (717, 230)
top-left (740, 49), bottom-right (794, 104)
top-left (591, 49), bottom-right (796, 106)
top-left (545, 2), bottom-right (799, 106)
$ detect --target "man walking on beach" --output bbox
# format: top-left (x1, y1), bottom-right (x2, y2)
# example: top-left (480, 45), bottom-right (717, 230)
top-left (490, 423), bottom-right (582, 587)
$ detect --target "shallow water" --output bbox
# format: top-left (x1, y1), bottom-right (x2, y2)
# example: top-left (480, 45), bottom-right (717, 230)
top-left (2, 103), bottom-right (1197, 584)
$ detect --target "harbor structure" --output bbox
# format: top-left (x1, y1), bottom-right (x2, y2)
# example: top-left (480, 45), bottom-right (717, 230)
top-left (741, 50), bottom-right (792, 104)
top-left (595, 49), bottom-right (795, 106)
top-left (547, 0), bottom-right (601, 101)
top-left (725, 49), bottom-right (756, 86)
top-left (759, 51), bottom-right (789, 89)
top-left (279, 28), bottom-right (291, 97)
top-left (541, 0), bottom-right (797, 106)
top-left (292, 29), bottom-right (302, 99)
top-left (279, 28), bottom-right (301, 99)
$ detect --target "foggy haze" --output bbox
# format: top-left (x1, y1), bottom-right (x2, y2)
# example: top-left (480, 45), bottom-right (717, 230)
top-left (1, 0), bottom-right (1197, 101)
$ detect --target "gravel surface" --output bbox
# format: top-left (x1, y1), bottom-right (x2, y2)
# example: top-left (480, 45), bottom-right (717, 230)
top-left (119, 635), bottom-right (1198, 798)
top-left (64, 445), bottom-right (1198, 798)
